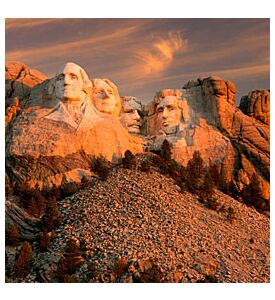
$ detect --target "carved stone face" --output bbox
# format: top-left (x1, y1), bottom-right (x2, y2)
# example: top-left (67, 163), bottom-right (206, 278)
top-left (120, 99), bottom-right (142, 134)
top-left (55, 63), bottom-right (86, 103)
top-left (156, 97), bottom-right (181, 130)
top-left (93, 79), bottom-right (116, 115)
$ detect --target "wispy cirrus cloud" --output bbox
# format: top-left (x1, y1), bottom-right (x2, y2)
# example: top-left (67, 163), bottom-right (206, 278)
top-left (5, 18), bottom-right (63, 30)
top-left (6, 24), bottom-right (144, 68)
top-left (135, 32), bottom-right (187, 75)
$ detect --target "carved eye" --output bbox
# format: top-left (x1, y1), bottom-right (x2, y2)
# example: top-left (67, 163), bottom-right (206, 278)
top-left (157, 107), bottom-right (164, 113)
top-left (107, 89), bottom-right (114, 95)
top-left (71, 74), bottom-right (78, 80)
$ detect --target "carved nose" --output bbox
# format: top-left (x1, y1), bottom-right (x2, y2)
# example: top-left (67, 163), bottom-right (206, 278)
top-left (64, 75), bottom-right (71, 85)
top-left (162, 108), bottom-right (169, 118)
top-left (134, 111), bottom-right (140, 120)
top-left (102, 90), bottom-right (109, 99)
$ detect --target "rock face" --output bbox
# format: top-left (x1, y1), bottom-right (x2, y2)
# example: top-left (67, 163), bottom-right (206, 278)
top-left (239, 90), bottom-right (270, 125)
top-left (5, 198), bottom-right (41, 241)
top-left (146, 77), bottom-right (269, 199)
top-left (5, 62), bottom-right (269, 200)
top-left (5, 62), bottom-right (144, 189)
top-left (5, 61), bottom-right (47, 108)
top-left (182, 77), bottom-right (269, 199)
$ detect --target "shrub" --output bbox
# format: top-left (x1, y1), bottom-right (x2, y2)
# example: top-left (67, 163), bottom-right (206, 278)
top-left (122, 150), bottom-right (136, 169)
top-left (90, 155), bottom-right (110, 180)
top-left (139, 160), bottom-right (151, 172)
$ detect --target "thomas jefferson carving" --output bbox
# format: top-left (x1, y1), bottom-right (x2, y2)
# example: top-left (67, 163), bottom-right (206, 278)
top-left (92, 78), bottom-right (121, 117)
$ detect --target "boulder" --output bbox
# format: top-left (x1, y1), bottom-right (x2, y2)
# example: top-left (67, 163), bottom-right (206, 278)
top-left (5, 61), bottom-right (47, 108)
top-left (5, 199), bottom-right (41, 241)
top-left (239, 90), bottom-right (270, 125)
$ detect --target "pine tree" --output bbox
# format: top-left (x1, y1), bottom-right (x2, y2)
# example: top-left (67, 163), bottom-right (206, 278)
top-left (42, 196), bottom-right (62, 231)
top-left (38, 231), bottom-right (51, 252)
top-left (6, 223), bottom-right (19, 246)
top-left (202, 170), bottom-right (215, 196)
top-left (209, 163), bottom-right (221, 188)
top-left (57, 239), bottom-right (82, 280)
top-left (160, 139), bottom-right (172, 161)
top-left (242, 173), bottom-right (266, 211)
top-left (14, 241), bottom-right (32, 277)
top-left (186, 151), bottom-right (204, 192)
top-left (187, 151), bottom-right (204, 179)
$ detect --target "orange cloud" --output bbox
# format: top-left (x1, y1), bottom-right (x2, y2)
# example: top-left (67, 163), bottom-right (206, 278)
top-left (135, 32), bottom-right (187, 75)
top-left (6, 24), bottom-right (144, 65)
top-left (5, 18), bottom-right (63, 30)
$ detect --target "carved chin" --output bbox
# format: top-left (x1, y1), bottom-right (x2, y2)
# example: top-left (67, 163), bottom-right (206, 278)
top-left (62, 91), bottom-right (82, 103)
top-left (128, 125), bottom-right (140, 133)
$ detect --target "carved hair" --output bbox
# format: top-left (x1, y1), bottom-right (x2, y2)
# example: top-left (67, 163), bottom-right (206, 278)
top-left (153, 89), bottom-right (189, 123)
top-left (92, 78), bottom-right (122, 117)
top-left (121, 96), bottom-right (142, 111)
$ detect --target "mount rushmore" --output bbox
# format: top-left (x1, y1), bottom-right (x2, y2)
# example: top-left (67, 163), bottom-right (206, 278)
top-left (5, 61), bottom-right (270, 200)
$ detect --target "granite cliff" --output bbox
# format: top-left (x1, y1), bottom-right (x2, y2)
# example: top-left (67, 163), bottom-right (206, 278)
top-left (5, 62), bottom-right (269, 200)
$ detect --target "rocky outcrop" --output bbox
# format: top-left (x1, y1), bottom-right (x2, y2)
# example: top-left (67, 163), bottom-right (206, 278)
top-left (5, 62), bottom-right (269, 199)
top-left (5, 198), bottom-right (41, 241)
top-left (239, 90), bottom-right (270, 125)
top-left (182, 77), bottom-right (270, 199)
top-left (5, 62), bottom-right (144, 189)
top-left (5, 61), bottom-right (47, 108)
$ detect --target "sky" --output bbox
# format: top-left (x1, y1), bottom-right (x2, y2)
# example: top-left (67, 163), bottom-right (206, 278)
top-left (5, 18), bottom-right (270, 104)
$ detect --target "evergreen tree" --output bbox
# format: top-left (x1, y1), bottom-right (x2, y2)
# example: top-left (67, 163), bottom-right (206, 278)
top-left (186, 151), bottom-right (204, 192)
top-left (6, 223), bottom-right (19, 246)
top-left (42, 196), bottom-right (62, 231)
top-left (57, 239), bottom-right (82, 280)
top-left (187, 150), bottom-right (204, 179)
top-left (14, 241), bottom-right (32, 277)
top-left (202, 170), bottom-right (215, 196)
top-left (160, 139), bottom-right (172, 161)
top-left (209, 163), bottom-right (222, 188)
top-left (38, 231), bottom-right (51, 252)
top-left (242, 173), bottom-right (266, 211)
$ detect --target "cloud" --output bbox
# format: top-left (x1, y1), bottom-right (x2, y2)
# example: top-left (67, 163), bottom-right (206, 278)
top-left (6, 24), bottom-right (143, 65)
top-left (135, 32), bottom-right (187, 75)
top-left (5, 18), bottom-right (63, 30)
